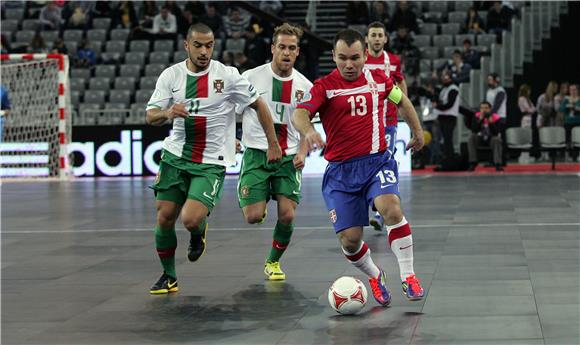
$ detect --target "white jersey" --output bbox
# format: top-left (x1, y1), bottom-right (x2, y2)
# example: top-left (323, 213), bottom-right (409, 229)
top-left (238, 63), bottom-right (312, 155)
top-left (147, 60), bottom-right (258, 167)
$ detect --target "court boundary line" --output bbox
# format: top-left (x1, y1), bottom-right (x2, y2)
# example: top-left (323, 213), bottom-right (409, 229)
top-left (2, 222), bottom-right (579, 234)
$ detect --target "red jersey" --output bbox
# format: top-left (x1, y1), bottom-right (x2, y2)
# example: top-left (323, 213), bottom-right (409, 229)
top-left (297, 68), bottom-right (401, 162)
top-left (365, 50), bottom-right (404, 127)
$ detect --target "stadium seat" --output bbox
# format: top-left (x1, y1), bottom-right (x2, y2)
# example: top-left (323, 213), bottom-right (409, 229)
top-left (420, 46), bottom-right (440, 60)
top-left (63, 29), bottom-right (84, 42)
top-left (476, 34), bottom-right (497, 48)
top-left (225, 38), bottom-right (246, 53)
top-left (5, 8), bottom-right (25, 21)
top-left (70, 78), bottom-right (86, 92)
top-left (71, 68), bottom-right (91, 79)
top-left (79, 103), bottom-right (101, 125)
top-left (110, 29), bottom-right (131, 41)
top-left (119, 64), bottom-right (142, 78)
top-left (139, 76), bottom-right (158, 90)
top-left (414, 35), bottom-right (432, 47)
top-left (149, 51), bottom-right (171, 64)
top-left (440, 23), bottom-right (461, 35)
top-left (100, 52), bottom-right (123, 64)
top-left (154, 40), bottom-right (174, 52)
top-left (125, 52), bottom-right (146, 65)
top-left (106, 40), bottom-right (127, 53)
top-left (21, 19), bottom-right (39, 31)
top-left (64, 41), bottom-right (78, 54)
top-left (420, 23), bottom-right (438, 36)
top-left (92, 18), bottom-right (112, 30)
top-left (443, 46), bottom-right (462, 58)
top-left (1, 19), bottom-right (19, 33)
top-left (423, 12), bottom-right (443, 24)
top-left (145, 64), bottom-right (166, 77)
top-left (95, 65), bottom-right (117, 78)
top-left (448, 11), bottom-right (467, 24)
top-left (539, 127), bottom-right (566, 170)
top-left (135, 89), bottom-right (154, 103)
top-left (419, 59), bottom-right (432, 74)
top-left (128, 103), bottom-right (147, 124)
top-left (130, 40), bottom-right (150, 53)
top-left (40, 30), bottom-right (59, 43)
top-left (70, 90), bottom-right (81, 107)
top-left (506, 127), bottom-right (532, 150)
top-left (108, 90), bottom-right (131, 106)
top-left (89, 77), bottom-right (111, 91)
top-left (173, 51), bottom-right (188, 63)
top-left (87, 29), bottom-right (107, 42)
top-left (14, 30), bottom-right (35, 44)
top-left (455, 34), bottom-right (475, 46)
top-left (114, 77), bottom-right (136, 92)
top-left (102, 103), bottom-right (127, 125)
top-left (433, 58), bottom-right (449, 70)
top-left (572, 127), bottom-right (580, 149)
top-left (428, 2), bottom-right (448, 13)
top-left (454, 2), bottom-right (472, 12)
top-left (83, 90), bottom-right (106, 104)
top-left (433, 35), bottom-right (453, 48)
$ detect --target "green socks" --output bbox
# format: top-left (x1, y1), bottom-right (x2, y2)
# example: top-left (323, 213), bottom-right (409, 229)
top-left (267, 221), bottom-right (294, 262)
top-left (155, 225), bottom-right (177, 278)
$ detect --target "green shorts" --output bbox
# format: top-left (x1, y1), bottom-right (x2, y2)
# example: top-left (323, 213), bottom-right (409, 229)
top-left (237, 148), bottom-right (302, 208)
top-left (151, 151), bottom-right (226, 213)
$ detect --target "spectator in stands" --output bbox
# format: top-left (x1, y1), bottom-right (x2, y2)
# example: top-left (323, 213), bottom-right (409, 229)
top-left (112, 1), bottom-right (138, 30)
top-left (151, 6), bottom-right (178, 40)
top-left (139, 1), bottom-right (158, 29)
top-left (486, 73), bottom-right (507, 124)
top-left (74, 39), bottom-right (96, 68)
top-left (433, 71), bottom-right (461, 160)
top-left (390, 0), bottom-right (418, 34)
top-left (561, 83), bottom-right (580, 160)
top-left (467, 101), bottom-right (503, 171)
top-left (28, 33), bottom-right (48, 54)
top-left (164, 1), bottom-right (187, 33)
top-left (391, 25), bottom-right (420, 76)
top-left (536, 81), bottom-right (559, 127)
top-left (233, 51), bottom-right (256, 74)
top-left (0, 34), bottom-right (11, 54)
top-left (245, 24), bottom-right (269, 66)
top-left (436, 50), bottom-right (472, 84)
top-left (39, 1), bottom-right (63, 31)
top-left (464, 7), bottom-right (486, 35)
top-left (221, 51), bottom-right (234, 67)
top-left (260, 1), bottom-right (283, 16)
top-left (369, 1), bottom-right (391, 29)
top-left (92, 1), bottom-right (112, 18)
top-left (554, 81), bottom-right (569, 126)
top-left (200, 3), bottom-right (225, 39)
top-left (346, 1), bottom-right (369, 25)
top-left (223, 7), bottom-right (250, 39)
top-left (0, 84), bottom-right (11, 143)
top-left (51, 38), bottom-right (68, 55)
top-left (518, 84), bottom-right (538, 128)
top-left (487, 1), bottom-right (512, 38)
top-left (185, 1), bottom-right (207, 20)
top-left (462, 39), bottom-right (480, 69)
top-left (420, 82), bottom-right (441, 164)
top-left (66, 3), bottom-right (91, 30)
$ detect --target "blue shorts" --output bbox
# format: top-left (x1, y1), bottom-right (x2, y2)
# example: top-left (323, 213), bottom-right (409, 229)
top-left (322, 151), bottom-right (400, 233)
top-left (385, 125), bottom-right (397, 158)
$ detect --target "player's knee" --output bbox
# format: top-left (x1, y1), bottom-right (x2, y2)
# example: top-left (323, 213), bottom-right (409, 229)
top-left (182, 215), bottom-right (205, 232)
top-left (384, 206), bottom-right (404, 225)
top-left (157, 210), bottom-right (177, 229)
top-left (338, 232), bottom-right (362, 253)
top-left (244, 210), bottom-right (265, 224)
top-left (277, 208), bottom-right (295, 225)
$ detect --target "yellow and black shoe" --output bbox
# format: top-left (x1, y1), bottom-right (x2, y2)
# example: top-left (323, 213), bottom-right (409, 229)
top-left (264, 261), bottom-right (286, 281)
top-left (150, 273), bottom-right (178, 294)
top-left (187, 223), bottom-right (207, 262)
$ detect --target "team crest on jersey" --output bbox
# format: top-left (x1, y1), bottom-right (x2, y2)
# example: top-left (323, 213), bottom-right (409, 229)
top-left (295, 90), bottom-right (304, 102)
top-left (329, 209), bottom-right (337, 223)
top-left (241, 185), bottom-right (250, 198)
top-left (368, 82), bottom-right (378, 96)
top-left (213, 79), bottom-right (224, 93)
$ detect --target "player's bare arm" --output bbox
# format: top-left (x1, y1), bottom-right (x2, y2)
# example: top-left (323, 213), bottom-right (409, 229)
top-left (293, 137), bottom-right (308, 169)
top-left (146, 103), bottom-right (189, 126)
top-left (397, 94), bottom-right (424, 152)
top-left (398, 79), bottom-right (408, 96)
top-left (250, 97), bottom-right (282, 162)
top-left (291, 108), bottom-right (325, 151)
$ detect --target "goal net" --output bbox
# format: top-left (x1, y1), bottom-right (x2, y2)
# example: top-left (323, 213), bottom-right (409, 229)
top-left (0, 54), bottom-right (72, 179)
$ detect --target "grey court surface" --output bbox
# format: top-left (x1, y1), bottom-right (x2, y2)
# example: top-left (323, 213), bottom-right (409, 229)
top-left (2, 174), bottom-right (579, 345)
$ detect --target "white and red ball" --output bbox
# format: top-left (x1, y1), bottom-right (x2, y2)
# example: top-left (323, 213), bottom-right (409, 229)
top-left (328, 276), bottom-right (368, 315)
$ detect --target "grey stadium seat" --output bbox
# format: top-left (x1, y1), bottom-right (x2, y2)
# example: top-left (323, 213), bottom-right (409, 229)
top-left (87, 29), bottom-right (107, 42)
top-left (78, 103), bottom-right (101, 125)
top-left (94, 65), bottom-right (116, 78)
top-left (413, 35), bottom-right (432, 47)
top-left (140, 76), bottom-right (158, 90)
top-left (454, 2), bottom-right (472, 12)
top-left (14, 30), bottom-right (35, 44)
top-left (428, 2), bottom-right (448, 13)
top-left (136, 89), bottom-right (154, 103)
top-left (433, 35), bottom-right (453, 48)
top-left (110, 29), bottom-right (131, 41)
top-left (63, 29), bottom-right (84, 42)
top-left (5, 8), bottom-right (25, 21)
top-left (1, 19), bottom-right (19, 33)
top-left (149, 51), bottom-right (171, 64)
top-left (455, 34), bottom-right (475, 46)
top-left (572, 127), bottom-right (580, 149)
top-left (70, 90), bottom-right (81, 107)
top-left (506, 127), bottom-right (532, 150)
top-left (40, 30), bottom-right (59, 43)
top-left (448, 11), bottom-right (467, 24)
top-left (21, 19), bottom-right (39, 31)
top-left (443, 46), bottom-right (462, 58)
top-left (225, 38), bottom-right (245, 53)
top-left (71, 68), bottom-right (91, 79)
top-left (108, 90), bottom-right (132, 106)
top-left (477, 34), bottom-right (497, 47)
top-left (130, 40), bottom-right (150, 53)
top-left (420, 46), bottom-right (440, 60)
top-left (119, 64), bottom-right (142, 78)
top-left (173, 50), bottom-right (188, 63)
top-left (89, 77), bottom-right (111, 91)
top-left (440, 23), bottom-right (461, 35)
top-left (420, 23), bottom-right (438, 36)
top-left (433, 58), bottom-right (449, 70)
top-left (128, 103), bottom-right (147, 124)
top-left (102, 103), bottom-right (127, 125)
top-left (419, 59), bottom-right (432, 74)
top-left (106, 40), bottom-right (127, 53)
top-left (125, 52), bottom-right (146, 65)
top-left (114, 77), bottom-right (136, 92)
top-left (84, 90), bottom-right (106, 105)
top-left (64, 41), bottom-right (78, 54)
top-left (539, 126), bottom-right (566, 170)
top-left (92, 18), bottom-right (111, 30)
top-left (145, 64), bottom-right (166, 77)
top-left (154, 40), bottom-right (174, 52)
top-left (70, 78), bottom-right (86, 92)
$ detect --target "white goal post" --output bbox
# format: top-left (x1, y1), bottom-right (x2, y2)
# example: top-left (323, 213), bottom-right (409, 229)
top-left (0, 54), bottom-right (72, 179)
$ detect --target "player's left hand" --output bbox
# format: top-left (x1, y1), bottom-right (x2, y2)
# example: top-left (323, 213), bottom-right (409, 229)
top-left (267, 142), bottom-right (282, 163)
top-left (235, 139), bottom-right (242, 153)
top-left (406, 130), bottom-right (425, 152)
top-left (293, 153), bottom-right (306, 169)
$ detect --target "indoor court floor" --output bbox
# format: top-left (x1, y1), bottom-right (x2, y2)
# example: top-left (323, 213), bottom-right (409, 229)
top-left (2, 173), bottom-right (579, 345)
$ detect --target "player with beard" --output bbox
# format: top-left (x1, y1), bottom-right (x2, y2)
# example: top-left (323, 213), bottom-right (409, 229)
top-left (146, 23), bottom-right (282, 294)
top-left (236, 23), bottom-right (313, 280)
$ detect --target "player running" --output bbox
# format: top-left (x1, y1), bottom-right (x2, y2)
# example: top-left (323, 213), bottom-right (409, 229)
top-left (145, 23), bottom-right (282, 294)
top-left (365, 21), bottom-right (408, 232)
top-left (236, 23), bottom-right (312, 281)
top-left (292, 29), bottom-right (425, 304)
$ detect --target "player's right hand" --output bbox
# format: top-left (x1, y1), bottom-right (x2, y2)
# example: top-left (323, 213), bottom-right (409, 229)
top-left (167, 103), bottom-right (189, 119)
top-left (267, 141), bottom-right (282, 163)
top-left (304, 130), bottom-right (325, 152)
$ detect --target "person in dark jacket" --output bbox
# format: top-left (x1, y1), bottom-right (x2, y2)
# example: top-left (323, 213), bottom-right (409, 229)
top-left (467, 101), bottom-right (503, 171)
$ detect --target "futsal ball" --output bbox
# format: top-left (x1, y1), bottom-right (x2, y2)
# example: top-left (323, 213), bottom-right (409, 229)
top-left (423, 130), bottom-right (433, 146)
top-left (328, 276), bottom-right (368, 315)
